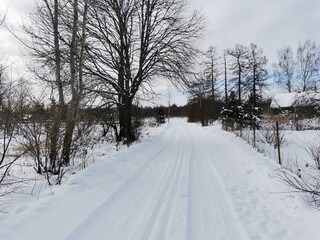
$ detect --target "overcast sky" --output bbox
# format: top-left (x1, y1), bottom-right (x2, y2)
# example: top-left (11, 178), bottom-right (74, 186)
top-left (1, 0), bottom-right (320, 105)
top-left (192, 0), bottom-right (320, 61)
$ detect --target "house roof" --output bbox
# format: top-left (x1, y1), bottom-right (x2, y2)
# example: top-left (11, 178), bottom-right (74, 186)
top-left (270, 92), bottom-right (320, 109)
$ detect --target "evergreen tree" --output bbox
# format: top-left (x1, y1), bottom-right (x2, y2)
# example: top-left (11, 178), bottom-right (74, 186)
top-left (156, 107), bottom-right (166, 124)
top-left (244, 93), bottom-right (263, 129)
top-left (221, 91), bottom-right (244, 130)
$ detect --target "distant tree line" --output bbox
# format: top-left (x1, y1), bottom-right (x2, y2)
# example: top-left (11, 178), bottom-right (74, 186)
top-left (139, 105), bottom-right (187, 119)
top-left (186, 40), bottom-right (320, 127)
top-left (187, 43), bottom-right (268, 130)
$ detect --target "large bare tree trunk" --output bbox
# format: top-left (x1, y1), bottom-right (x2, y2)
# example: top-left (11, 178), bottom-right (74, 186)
top-left (62, 0), bottom-right (88, 165)
top-left (49, 0), bottom-right (64, 173)
top-left (118, 95), bottom-right (135, 145)
top-left (86, 0), bottom-right (203, 144)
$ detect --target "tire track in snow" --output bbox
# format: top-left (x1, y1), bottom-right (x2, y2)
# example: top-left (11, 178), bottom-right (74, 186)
top-left (2, 120), bottom-right (313, 240)
top-left (125, 124), bottom-right (186, 239)
top-left (66, 121), bottom-right (250, 240)
top-left (141, 124), bottom-right (190, 240)
top-left (65, 122), bottom-right (189, 240)
top-left (187, 125), bottom-right (249, 240)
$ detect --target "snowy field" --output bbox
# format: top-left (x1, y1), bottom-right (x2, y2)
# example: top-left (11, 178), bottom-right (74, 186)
top-left (238, 126), bottom-right (320, 168)
top-left (1, 118), bottom-right (320, 240)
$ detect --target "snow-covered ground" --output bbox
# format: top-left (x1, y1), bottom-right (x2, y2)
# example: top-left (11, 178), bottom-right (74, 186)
top-left (238, 127), bottom-right (320, 166)
top-left (1, 118), bottom-right (320, 240)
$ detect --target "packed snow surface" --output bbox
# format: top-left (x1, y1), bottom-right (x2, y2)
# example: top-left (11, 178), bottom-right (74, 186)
top-left (1, 119), bottom-right (319, 240)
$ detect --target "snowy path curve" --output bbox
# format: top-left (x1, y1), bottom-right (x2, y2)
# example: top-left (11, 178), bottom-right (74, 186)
top-left (1, 119), bottom-right (318, 240)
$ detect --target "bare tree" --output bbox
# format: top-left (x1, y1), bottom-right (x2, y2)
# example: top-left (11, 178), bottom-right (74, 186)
top-left (22, 0), bottom-right (66, 174)
top-left (246, 43), bottom-right (268, 106)
top-left (273, 46), bottom-right (295, 93)
top-left (0, 15), bottom-right (26, 195)
top-left (22, 0), bottom-right (90, 178)
top-left (188, 71), bottom-right (211, 126)
top-left (61, 0), bottom-right (89, 166)
top-left (226, 44), bottom-right (249, 103)
top-left (297, 40), bottom-right (320, 92)
top-left (0, 72), bottom-right (31, 197)
top-left (204, 46), bottom-right (220, 102)
top-left (50, 0), bottom-right (64, 172)
top-left (223, 52), bottom-right (228, 104)
top-left (202, 46), bottom-right (221, 119)
top-left (19, 115), bottom-right (48, 175)
top-left (86, 0), bottom-right (204, 144)
top-left (278, 137), bottom-right (320, 208)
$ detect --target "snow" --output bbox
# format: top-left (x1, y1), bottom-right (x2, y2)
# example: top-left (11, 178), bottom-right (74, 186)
top-left (270, 92), bottom-right (298, 108)
top-left (270, 91), bottom-right (320, 108)
top-left (1, 119), bottom-right (320, 240)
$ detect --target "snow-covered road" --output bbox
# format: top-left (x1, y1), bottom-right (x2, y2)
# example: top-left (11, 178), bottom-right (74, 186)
top-left (1, 119), bottom-right (319, 240)
top-left (66, 121), bottom-right (248, 240)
